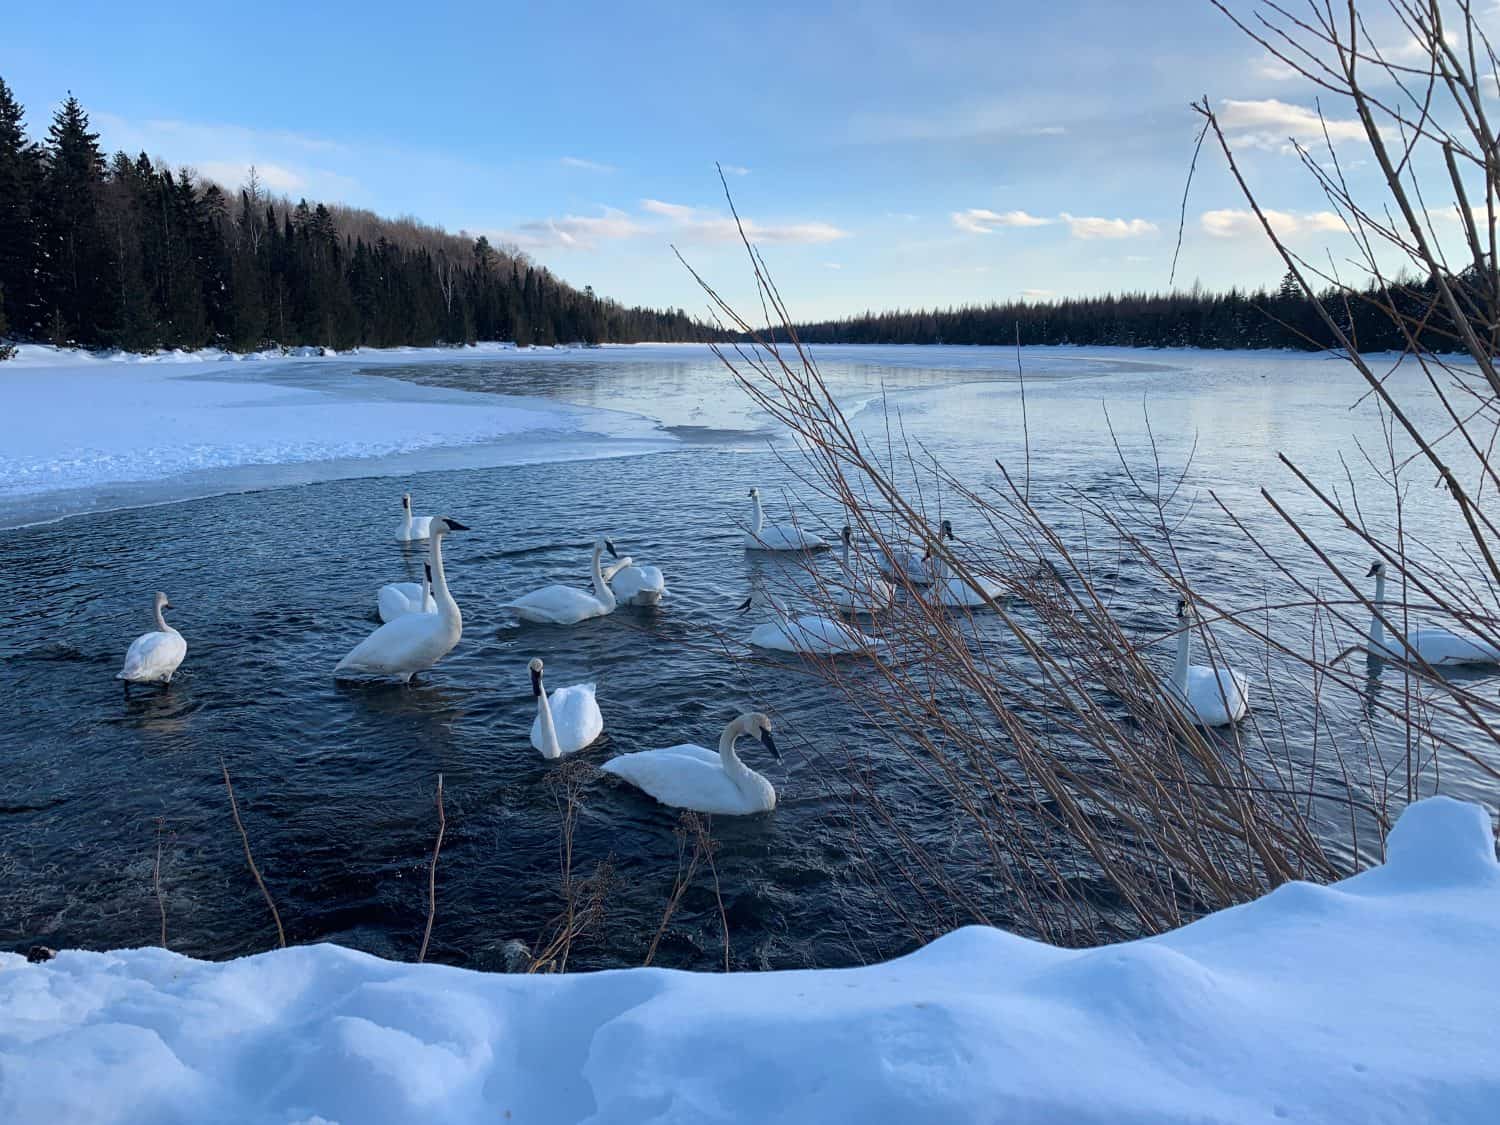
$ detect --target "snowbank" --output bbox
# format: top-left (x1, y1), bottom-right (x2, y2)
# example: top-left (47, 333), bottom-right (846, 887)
top-left (1, 797), bottom-right (1496, 1124)
top-left (0, 344), bottom-right (671, 527)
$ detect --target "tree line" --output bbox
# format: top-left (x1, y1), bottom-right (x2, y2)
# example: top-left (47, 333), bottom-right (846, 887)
top-left (0, 78), bottom-right (719, 356)
top-left (784, 273), bottom-right (1488, 353)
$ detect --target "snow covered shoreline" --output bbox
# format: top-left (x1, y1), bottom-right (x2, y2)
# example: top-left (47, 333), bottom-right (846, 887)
top-left (2, 796), bottom-right (1496, 1124)
top-left (0, 343), bottom-right (679, 529)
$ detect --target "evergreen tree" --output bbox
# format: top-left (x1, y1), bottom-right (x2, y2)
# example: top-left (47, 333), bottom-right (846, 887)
top-left (0, 77), bottom-right (41, 338)
top-left (42, 93), bottom-right (114, 344)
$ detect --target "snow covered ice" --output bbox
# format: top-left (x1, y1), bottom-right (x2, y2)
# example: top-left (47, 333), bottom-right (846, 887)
top-left (1, 796), bottom-right (1496, 1124)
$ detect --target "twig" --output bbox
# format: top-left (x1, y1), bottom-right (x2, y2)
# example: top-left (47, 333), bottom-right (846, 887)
top-left (220, 757), bottom-right (285, 949)
top-left (418, 773), bottom-right (446, 963)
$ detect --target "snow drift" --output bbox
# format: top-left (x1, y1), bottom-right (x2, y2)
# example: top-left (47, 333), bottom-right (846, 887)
top-left (1, 796), bottom-right (1496, 1124)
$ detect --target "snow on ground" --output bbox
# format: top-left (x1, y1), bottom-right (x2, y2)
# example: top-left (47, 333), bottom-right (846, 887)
top-left (0, 344), bottom-right (674, 527)
top-left (1, 796), bottom-right (1496, 1124)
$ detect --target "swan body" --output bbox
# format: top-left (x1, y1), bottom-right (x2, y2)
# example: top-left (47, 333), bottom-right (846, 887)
top-left (503, 538), bottom-right (620, 625)
top-left (528, 658), bottom-right (604, 758)
top-left (396, 492), bottom-right (434, 543)
top-left (337, 517), bottom-right (469, 681)
top-left (603, 556), bottom-right (666, 606)
top-left (923, 554), bottom-right (1006, 610)
top-left (117, 592), bottom-right (187, 685)
top-left (1365, 561), bottom-right (1500, 665)
top-left (832, 525), bottom-right (895, 615)
top-left (742, 487), bottom-right (827, 551)
top-left (601, 712), bottom-right (781, 815)
top-left (877, 520), bottom-right (953, 586)
top-left (740, 588), bottom-right (882, 655)
top-left (1166, 599), bottom-right (1250, 727)
top-left (377, 563), bottom-right (436, 623)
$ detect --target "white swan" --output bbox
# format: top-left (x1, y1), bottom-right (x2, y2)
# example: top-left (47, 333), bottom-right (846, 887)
top-left (601, 712), bottom-right (780, 815)
top-left (743, 487), bottom-right (827, 551)
top-left (603, 555), bottom-right (666, 606)
top-left (396, 492), bottom-right (434, 543)
top-left (336, 517), bottom-right (469, 681)
top-left (117, 591), bottom-right (187, 687)
top-left (503, 537), bottom-right (620, 625)
top-left (924, 552), bottom-right (1007, 610)
top-left (528, 658), bottom-right (604, 758)
top-left (738, 587), bottom-right (882, 656)
top-left (832, 525), bottom-right (894, 615)
top-left (1364, 560), bottom-right (1500, 665)
top-left (877, 519), bottom-right (952, 586)
top-left (1166, 598), bottom-right (1250, 727)
top-left (377, 563), bottom-right (436, 623)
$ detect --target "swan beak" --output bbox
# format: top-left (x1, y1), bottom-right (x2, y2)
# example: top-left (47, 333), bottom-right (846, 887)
top-left (1366, 562), bottom-right (1381, 577)
top-left (760, 730), bottom-right (782, 761)
top-left (605, 539), bottom-right (619, 558)
top-left (445, 519), bottom-right (471, 532)
top-left (736, 598), bottom-right (752, 613)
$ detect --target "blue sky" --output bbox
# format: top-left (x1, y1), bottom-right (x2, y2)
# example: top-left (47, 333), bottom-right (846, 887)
top-left (0, 0), bottom-right (1459, 320)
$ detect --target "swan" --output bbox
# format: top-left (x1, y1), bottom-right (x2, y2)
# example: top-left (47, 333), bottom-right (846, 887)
top-left (603, 555), bottom-right (666, 607)
top-left (1166, 598), bottom-right (1250, 727)
top-left (502, 537), bottom-right (620, 625)
top-left (738, 587), bottom-right (882, 656)
top-left (832, 525), bottom-right (894, 615)
top-left (396, 492), bottom-right (434, 543)
top-left (924, 552), bottom-right (1008, 610)
top-left (743, 487), bottom-right (827, 551)
top-left (528, 658), bottom-right (604, 758)
top-left (877, 519), bottom-right (953, 586)
top-left (601, 711), bottom-right (780, 815)
top-left (117, 591), bottom-right (187, 687)
top-left (377, 563), bottom-right (436, 623)
top-left (336, 516), bottom-right (469, 681)
top-left (1364, 560), bottom-right (1500, 665)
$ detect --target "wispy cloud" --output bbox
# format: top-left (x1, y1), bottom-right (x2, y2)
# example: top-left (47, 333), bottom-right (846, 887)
top-left (1219, 98), bottom-right (1370, 151)
top-left (198, 161), bottom-right (306, 193)
top-left (952, 208), bottom-right (1052, 234)
top-left (506, 199), bottom-right (848, 250)
top-left (1252, 53), bottom-right (1299, 81)
top-left (720, 164), bottom-right (751, 176)
top-left (1200, 207), bottom-right (1346, 239)
top-left (642, 198), bottom-right (848, 244)
top-left (1061, 213), bottom-right (1157, 239)
top-left (560, 156), bottom-right (616, 173)
top-left (824, 262), bottom-right (844, 270)
top-left (511, 208), bottom-right (645, 250)
top-left (1021, 288), bottom-right (1055, 300)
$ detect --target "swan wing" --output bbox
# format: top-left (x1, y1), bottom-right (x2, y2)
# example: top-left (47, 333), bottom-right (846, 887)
top-left (118, 629), bottom-right (187, 682)
top-left (502, 585), bottom-right (608, 625)
top-left (1183, 665), bottom-right (1251, 726)
top-left (614, 565), bottom-right (666, 599)
top-left (601, 745), bottom-right (762, 814)
top-left (336, 613), bottom-right (453, 676)
top-left (377, 582), bottom-right (424, 623)
top-left (749, 523), bottom-right (827, 551)
top-left (530, 683), bottom-right (604, 753)
top-left (792, 614), bottom-right (879, 653)
top-left (1410, 628), bottom-right (1500, 665)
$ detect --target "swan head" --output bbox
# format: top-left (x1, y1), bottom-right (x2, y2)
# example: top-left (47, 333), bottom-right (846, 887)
top-left (739, 711), bottom-right (780, 761)
top-left (432, 516), bottom-right (470, 536)
top-left (940, 519), bottom-right (954, 540)
top-left (1367, 560), bottom-right (1385, 578)
top-left (528, 657), bottom-right (544, 697)
top-left (154, 591), bottom-right (172, 613)
top-left (736, 596), bottom-right (753, 614)
top-left (402, 492), bottom-right (412, 511)
top-left (1176, 597), bottom-right (1191, 621)
top-left (841, 524), bottom-right (852, 545)
top-left (594, 536), bottom-right (619, 558)
top-left (748, 487), bottom-right (759, 499)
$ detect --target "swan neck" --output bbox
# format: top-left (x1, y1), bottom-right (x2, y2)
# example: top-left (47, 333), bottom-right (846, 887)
top-left (153, 603), bottom-right (168, 632)
top-left (751, 493), bottom-right (764, 535)
top-left (591, 546), bottom-right (617, 610)
top-left (718, 723), bottom-right (752, 789)
top-left (429, 532), bottom-right (459, 623)
top-left (1172, 620), bottom-right (1190, 693)
top-left (536, 681), bottom-right (561, 759)
top-left (1368, 571), bottom-right (1386, 649)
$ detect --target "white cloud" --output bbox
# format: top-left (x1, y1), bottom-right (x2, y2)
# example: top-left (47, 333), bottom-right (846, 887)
top-left (1219, 98), bottom-right (1370, 151)
top-left (641, 199), bottom-right (698, 222)
top-left (642, 198), bottom-right (848, 244)
top-left (510, 208), bottom-right (645, 250)
top-left (1252, 53), bottom-right (1299, 81)
top-left (1026, 126), bottom-right (1066, 136)
top-left (721, 164), bottom-right (751, 176)
top-left (952, 208), bottom-right (1052, 234)
top-left (1061, 213), bottom-right (1158, 239)
top-left (561, 156), bottom-right (616, 173)
top-left (509, 199), bottom-right (848, 250)
top-left (198, 161), bottom-right (305, 193)
top-left (1021, 288), bottom-right (1055, 300)
top-left (1200, 208), bottom-right (1347, 239)
top-left (823, 262), bottom-right (844, 270)
top-left (1383, 30), bottom-right (1457, 63)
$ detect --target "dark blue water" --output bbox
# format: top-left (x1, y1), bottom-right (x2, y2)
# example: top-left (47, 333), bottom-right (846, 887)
top-left (3, 345), bottom-right (1496, 970)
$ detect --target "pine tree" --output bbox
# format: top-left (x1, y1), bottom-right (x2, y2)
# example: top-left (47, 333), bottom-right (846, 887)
top-left (42, 94), bottom-right (114, 344)
top-left (0, 77), bottom-right (41, 338)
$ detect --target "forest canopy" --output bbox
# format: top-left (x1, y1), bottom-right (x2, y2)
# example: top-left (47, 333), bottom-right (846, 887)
top-left (0, 78), bottom-right (718, 353)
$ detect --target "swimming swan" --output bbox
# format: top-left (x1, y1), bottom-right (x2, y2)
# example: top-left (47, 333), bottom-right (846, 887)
top-left (396, 492), bottom-right (434, 543)
top-left (377, 563), bottom-right (436, 623)
top-left (743, 487), bottom-right (827, 551)
top-left (878, 519), bottom-right (953, 586)
top-left (528, 658), bottom-right (604, 758)
top-left (1166, 598), bottom-right (1250, 727)
top-left (1364, 560), bottom-right (1500, 665)
top-left (336, 517), bottom-right (469, 681)
top-left (738, 587), bottom-right (882, 655)
top-left (603, 555), bottom-right (666, 606)
top-left (832, 525), bottom-right (894, 615)
top-left (117, 591), bottom-right (187, 687)
top-left (924, 551), bottom-right (1007, 610)
top-left (503, 537), bottom-right (620, 625)
top-left (601, 711), bottom-right (781, 815)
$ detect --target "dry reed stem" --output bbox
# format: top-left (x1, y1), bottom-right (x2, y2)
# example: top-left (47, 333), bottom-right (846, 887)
top-left (219, 757), bottom-right (285, 949)
top-left (418, 773), bottom-right (445, 964)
